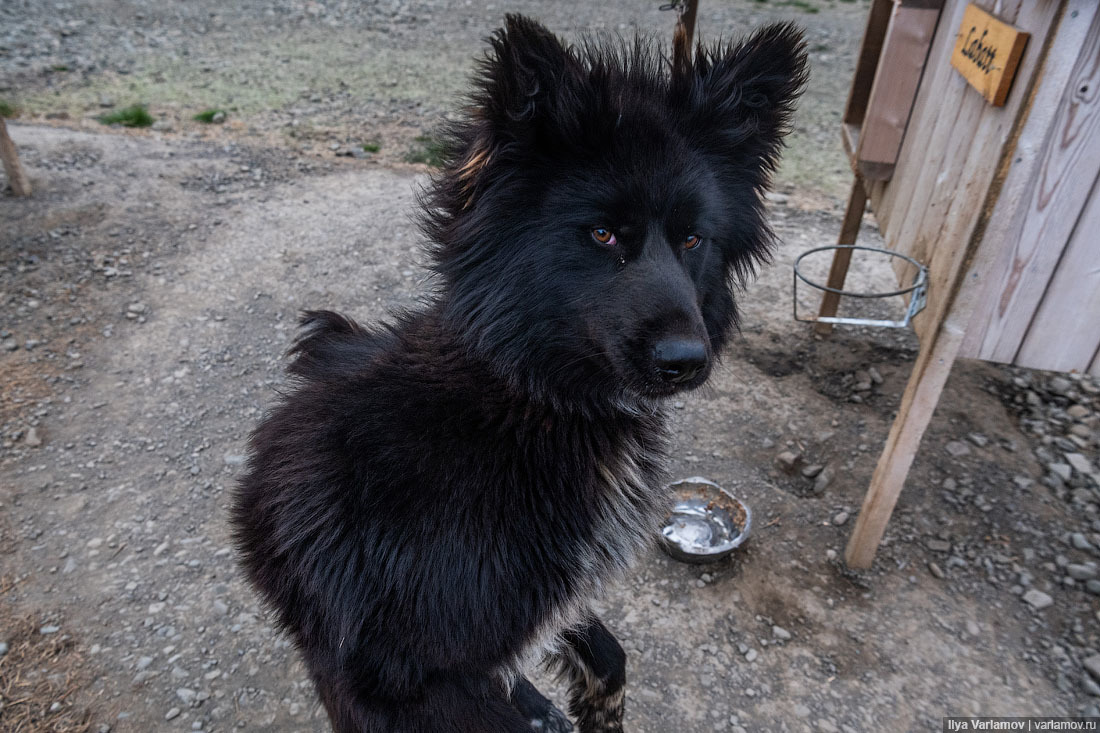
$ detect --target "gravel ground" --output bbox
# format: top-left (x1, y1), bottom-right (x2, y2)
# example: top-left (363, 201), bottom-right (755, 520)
top-left (3, 2), bottom-right (1100, 732)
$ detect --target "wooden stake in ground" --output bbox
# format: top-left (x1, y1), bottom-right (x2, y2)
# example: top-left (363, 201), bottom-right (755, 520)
top-left (0, 118), bottom-right (31, 196)
top-left (814, 177), bottom-right (868, 334)
top-left (672, 0), bottom-right (700, 71)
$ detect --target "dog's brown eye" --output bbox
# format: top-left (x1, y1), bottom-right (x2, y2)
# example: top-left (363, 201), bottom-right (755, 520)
top-left (683, 234), bottom-right (702, 250)
top-left (591, 228), bottom-right (616, 246)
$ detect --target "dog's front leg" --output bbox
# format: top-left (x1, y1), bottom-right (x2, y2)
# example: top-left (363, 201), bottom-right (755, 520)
top-left (558, 617), bottom-right (627, 733)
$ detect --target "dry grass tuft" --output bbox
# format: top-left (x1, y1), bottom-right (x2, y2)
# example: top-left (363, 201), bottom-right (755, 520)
top-left (0, 600), bottom-right (95, 733)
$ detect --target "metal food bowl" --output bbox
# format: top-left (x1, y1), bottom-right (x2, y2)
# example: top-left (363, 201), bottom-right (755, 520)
top-left (659, 477), bottom-right (751, 563)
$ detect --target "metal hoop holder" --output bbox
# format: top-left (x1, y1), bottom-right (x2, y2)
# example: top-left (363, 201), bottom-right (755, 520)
top-left (793, 245), bottom-right (929, 329)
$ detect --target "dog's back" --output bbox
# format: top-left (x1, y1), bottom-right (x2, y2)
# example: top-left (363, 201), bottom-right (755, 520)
top-left (233, 14), bottom-right (805, 733)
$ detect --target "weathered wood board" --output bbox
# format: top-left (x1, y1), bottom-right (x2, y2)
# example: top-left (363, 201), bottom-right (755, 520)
top-left (950, 3), bottom-right (1030, 106)
top-left (961, 4), bottom-right (1100, 370)
top-left (855, 3), bottom-right (941, 180)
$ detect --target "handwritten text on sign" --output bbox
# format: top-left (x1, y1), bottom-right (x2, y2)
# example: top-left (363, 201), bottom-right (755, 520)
top-left (950, 3), bottom-right (1029, 107)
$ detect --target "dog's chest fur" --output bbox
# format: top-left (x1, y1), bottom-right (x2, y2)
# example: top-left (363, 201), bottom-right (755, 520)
top-left (499, 411), bottom-right (669, 681)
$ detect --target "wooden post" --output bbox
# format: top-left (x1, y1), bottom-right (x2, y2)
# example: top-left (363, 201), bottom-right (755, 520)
top-left (844, 318), bottom-right (964, 568)
top-left (814, 177), bottom-right (868, 334)
top-left (0, 119), bottom-right (31, 196)
top-left (673, 0), bottom-right (700, 70)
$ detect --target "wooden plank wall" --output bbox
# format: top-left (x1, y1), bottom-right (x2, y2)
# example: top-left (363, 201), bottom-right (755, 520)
top-left (865, 0), bottom-right (1068, 347)
top-left (855, 2), bottom-right (941, 180)
top-left (961, 6), bottom-right (1100, 373)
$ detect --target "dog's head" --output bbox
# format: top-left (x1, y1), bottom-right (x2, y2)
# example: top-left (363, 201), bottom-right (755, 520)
top-left (424, 15), bottom-right (806, 405)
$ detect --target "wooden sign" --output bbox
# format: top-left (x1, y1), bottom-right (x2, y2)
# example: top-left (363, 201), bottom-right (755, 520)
top-left (950, 3), bottom-right (1029, 106)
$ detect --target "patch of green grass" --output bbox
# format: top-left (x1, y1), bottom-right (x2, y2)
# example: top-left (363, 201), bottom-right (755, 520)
top-left (51, 64), bottom-right (69, 72)
top-left (98, 104), bottom-right (154, 128)
top-left (404, 135), bottom-right (446, 167)
top-left (193, 108), bottom-right (227, 123)
top-left (777, 0), bottom-right (820, 12)
top-left (362, 142), bottom-right (380, 153)
top-left (0, 100), bottom-right (17, 118)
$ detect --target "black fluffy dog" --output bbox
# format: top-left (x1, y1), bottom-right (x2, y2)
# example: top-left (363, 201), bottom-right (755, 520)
top-left (233, 15), bottom-right (805, 733)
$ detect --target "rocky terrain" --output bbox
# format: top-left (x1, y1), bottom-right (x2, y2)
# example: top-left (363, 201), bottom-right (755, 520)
top-left (2, 1), bottom-right (1099, 732)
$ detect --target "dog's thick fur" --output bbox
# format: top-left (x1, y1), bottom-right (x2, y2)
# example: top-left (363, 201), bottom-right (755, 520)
top-left (232, 15), bottom-right (805, 733)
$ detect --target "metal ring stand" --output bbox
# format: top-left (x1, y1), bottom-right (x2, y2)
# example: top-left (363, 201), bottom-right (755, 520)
top-left (793, 245), bottom-right (928, 329)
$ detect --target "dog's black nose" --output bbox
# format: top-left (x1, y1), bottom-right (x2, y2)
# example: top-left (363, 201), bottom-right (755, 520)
top-left (653, 338), bottom-right (707, 384)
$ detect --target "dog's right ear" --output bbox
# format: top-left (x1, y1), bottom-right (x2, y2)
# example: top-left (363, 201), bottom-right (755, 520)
top-left (681, 23), bottom-right (808, 181)
top-left (475, 15), bottom-right (582, 136)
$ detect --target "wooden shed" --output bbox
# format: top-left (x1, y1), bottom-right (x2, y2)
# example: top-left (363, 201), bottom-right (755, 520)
top-left (810, 0), bottom-right (1100, 567)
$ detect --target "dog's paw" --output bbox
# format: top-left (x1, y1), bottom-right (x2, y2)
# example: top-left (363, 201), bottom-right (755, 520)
top-left (512, 676), bottom-right (574, 732)
top-left (529, 706), bottom-right (574, 733)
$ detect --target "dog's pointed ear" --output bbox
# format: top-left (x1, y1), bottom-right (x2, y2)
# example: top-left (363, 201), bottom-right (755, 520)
top-left (476, 15), bottom-right (581, 134)
top-left (685, 23), bottom-right (808, 178)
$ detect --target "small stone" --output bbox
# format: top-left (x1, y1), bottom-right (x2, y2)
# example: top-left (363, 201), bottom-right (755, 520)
top-left (928, 562), bottom-right (945, 579)
top-left (1050, 463), bottom-right (1073, 481)
top-left (1087, 580), bottom-right (1100, 596)
top-left (1073, 533), bottom-right (1095, 551)
top-left (775, 451), bottom-right (801, 473)
top-left (0, 641), bottom-right (8, 657)
top-left (945, 441), bottom-right (971, 457)
top-left (1068, 405), bottom-right (1090, 419)
top-left (1072, 488), bottom-right (1095, 504)
top-left (165, 707), bottom-right (181, 721)
top-left (212, 600), bottom-right (229, 615)
top-left (136, 656), bottom-right (153, 670)
top-left (926, 539), bottom-right (951, 553)
top-left (1085, 655), bottom-right (1100, 682)
top-left (968, 433), bottom-right (989, 447)
top-left (772, 625), bottom-right (791, 641)
top-left (176, 688), bottom-right (196, 705)
top-left (1067, 564), bottom-right (1098, 581)
top-left (1049, 376), bottom-right (1073, 396)
top-left (813, 466), bottom-right (834, 494)
top-left (1067, 453), bottom-right (1096, 476)
top-left (1083, 676), bottom-right (1100, 697)
top-left (24, 427), bottom-right (42, 447)
top-left (825, 549), bottom-right (837, 561)
top-left (965, 620), bottom-right (980, 637)
top-left (1022, 589), bottom-right (1053, 610)
top-left (39, 624), bottom-right (60, 634)
top-left (867, 366), bottom-right (883, 385)
top-left (2, 338), bottom-right (16, 351)
top-left (211, 111), bottom-right (226, 123)
top-left (801, 464), bottom-right (824, 479)
top-left (744, 648), bottom-right (758, 662)
top-left (764, 191), bottom-right (789, 204)
top-left (832, 511), bottom-right (849, 526)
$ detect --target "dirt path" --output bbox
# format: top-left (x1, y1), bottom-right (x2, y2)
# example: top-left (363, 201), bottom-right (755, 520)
top-left (4, 120), bottom-right (1096, 733)
top-left (3, 3), bottom-right (1100, 732)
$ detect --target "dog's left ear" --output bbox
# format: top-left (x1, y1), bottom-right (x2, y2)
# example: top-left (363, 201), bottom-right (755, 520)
top-left (682, 23), bottom-right (808, 179)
